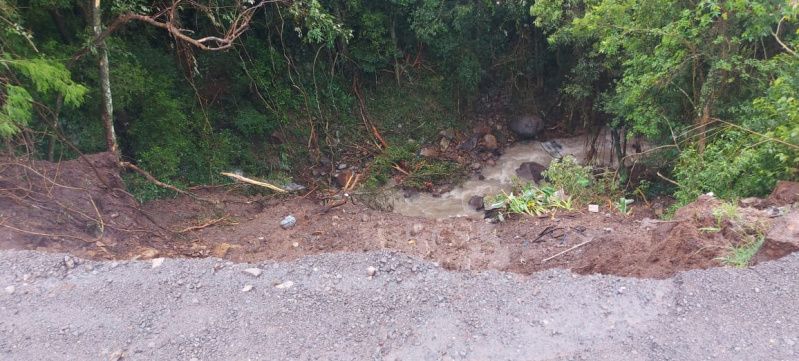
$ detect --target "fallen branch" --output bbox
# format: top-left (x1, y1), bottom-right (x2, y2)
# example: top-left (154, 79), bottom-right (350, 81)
top-left (122, 161), bottom-right (215, 204)
top-left (220, 172), bottom-right (287, 193)
top-left (542, 238), bottom-right (596, 263)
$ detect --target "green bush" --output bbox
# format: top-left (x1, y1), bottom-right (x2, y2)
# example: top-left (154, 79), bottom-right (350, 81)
top-left (365, 143), bottom-right (463, 190)
top-left (542, 155), bottom-right (594, 203)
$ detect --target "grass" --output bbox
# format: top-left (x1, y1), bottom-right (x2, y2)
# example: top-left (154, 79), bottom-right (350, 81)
top-left (713, 202), bottom-right (741, 224)
top-left (718, 235), bottom-right (765, 268)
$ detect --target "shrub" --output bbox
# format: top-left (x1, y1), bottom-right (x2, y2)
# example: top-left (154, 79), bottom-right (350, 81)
top-left (542, 155), bottom-right (594, 203)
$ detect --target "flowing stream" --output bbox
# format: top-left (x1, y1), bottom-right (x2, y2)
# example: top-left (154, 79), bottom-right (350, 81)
top-left (390, 130), bottom-right (631, 218)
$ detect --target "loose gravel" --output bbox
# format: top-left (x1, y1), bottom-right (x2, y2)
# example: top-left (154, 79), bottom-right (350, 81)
top-left (0, 250), bottom-right (797, 361)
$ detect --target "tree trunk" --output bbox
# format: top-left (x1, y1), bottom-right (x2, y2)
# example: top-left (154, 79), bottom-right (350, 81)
top-left (92, 0), bottom-right (118, 157)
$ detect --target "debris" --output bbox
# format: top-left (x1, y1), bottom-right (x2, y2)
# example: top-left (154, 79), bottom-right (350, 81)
top-left (367, 266), bottom-right (378, 277)
top-left (243, 268), bottom-right (262, 277)
top-left (221, 172), bottom-right (287, 193)
top-left (241, 284), bottom-right (254, 292)
top-left (360, 214), bottom-right (370, 222)
top-left (151, 258), bottom-right (164, 268)
top-left (275, 281), bottom-right (294, 289)
top-left (588, 204), bottom-right (600, 213)
top-left (280, 215), bottom-right (297, 230)
top-left (541, 140), bottom-right (564, 159)
top-left (292, 242), bottom-right (299, 248)
top-left (4, 285), bottom-right (14, 294)
top-left (211, 243), bottom-right (235, 258)
top-left (337, 163), bottom-right (348, 170)
top-left (542, 238), bottom-right (596, 263)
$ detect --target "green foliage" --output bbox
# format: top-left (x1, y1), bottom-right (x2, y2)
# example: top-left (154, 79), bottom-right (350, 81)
top-left (0, 84), bottom-right (32, 137)
top-left (615, 197), bottom-right (634, 215)
top-left (542, 155), bottom-right (594, 202)
top-left (488, 184), bottom-right (573, 218)
top-left (3, 57), bottom-right (87, 107)
top-left (718, 235), bottom-right (764, 268)
top-left (366, 143), bottom-right (463, 191)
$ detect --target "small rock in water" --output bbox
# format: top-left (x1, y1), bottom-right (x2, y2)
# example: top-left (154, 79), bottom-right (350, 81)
top-left (515, 162), bottom-right (546, 183)
top-left (588, 204), bottom-right (600, 213)
top-left (4, 285), bottom-right (14, 294)
top-left (367, 266), bottom-right (378, 277)
top-left (241, 284), bottom-right (254, 292)
top-left (468, 196), bottom-right (485, 210)
top-left (275, 281), bottom-right (294, 289)
top-left (243, 268), bottom-right (262, 277)
top-left (280, 215), bottom-right (297, 229)
top-left (151, 258), bottom-right (164, 268)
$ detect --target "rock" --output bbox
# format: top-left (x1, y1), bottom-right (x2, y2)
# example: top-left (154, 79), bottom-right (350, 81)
top-left (459, 134), bottom-right (481, 151)
top-left (588, 204), bottom-right (600, 213)
top-left (508, 115), bottom-right (544, 139)
top-left (515, 162), bottom-right (546, 183)
top-left (468, 196), bottom-right (484, 210)
top-left (482, 134), bottom-right (498, 150)
top-left (151, 258), bottom-right (164, 268)
top-left (337, 163), bottom-right (348, 170)
top-left (360, 214), bottom-right (370, 223)
top-left (419, 146), bottom-right (439, 158)
top-left (275, 281), bottom-right (294, 289)
top-left (4, 285), bottom-right (14, 294)
top-left (241, 284), bottom-right (254, 292)
top-left (280, 215), bottom-right (297, 230)
top-left (756, 210), bottom-right (799, 262)
top-left (766, 181), bottom-right (799, 206)
top-left (243, 268), bottom-right (262, 277)
top-left (470, 162), bottom-right (482, 170)
top-left (439, 128), bottom-right (456, 139)
top-left (439, 138), bottom-right (451, 150)
top-left (367, 266), bottom-right (378, 277)
top-left (282, 182), bottom-right (306, 192)
top-left (63, 256), bottom-right (76, 270)
top-left (411, 223), bottom-right (425, 236)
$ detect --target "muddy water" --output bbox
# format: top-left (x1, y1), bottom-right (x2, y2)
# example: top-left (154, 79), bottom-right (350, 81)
top-left (391, 131), bottom-right (626, 218)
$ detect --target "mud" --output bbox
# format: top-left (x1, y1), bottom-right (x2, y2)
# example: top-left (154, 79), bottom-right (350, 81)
top-left (0, 153), bottom-right (795, 279)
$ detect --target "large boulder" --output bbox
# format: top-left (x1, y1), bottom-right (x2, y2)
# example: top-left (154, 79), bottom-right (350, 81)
top-left (515, 162), bottom-right (546, 183)
top-left (508, 115), bottom-right (544, 139)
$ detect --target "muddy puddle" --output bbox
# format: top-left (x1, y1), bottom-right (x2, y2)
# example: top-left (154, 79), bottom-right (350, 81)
top-left (391, 130), bottom-right (635, 218)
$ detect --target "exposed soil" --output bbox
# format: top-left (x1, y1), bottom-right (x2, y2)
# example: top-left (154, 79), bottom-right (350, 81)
top-left (0, 153), bottom-right (796, 279)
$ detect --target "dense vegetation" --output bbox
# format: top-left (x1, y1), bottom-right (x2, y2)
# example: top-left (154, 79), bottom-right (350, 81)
top-left (1, 0), bottom-right (797, 204)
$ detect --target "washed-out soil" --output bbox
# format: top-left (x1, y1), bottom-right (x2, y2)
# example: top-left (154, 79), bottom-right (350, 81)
top-left (0, 152), bottom-right (793, 279)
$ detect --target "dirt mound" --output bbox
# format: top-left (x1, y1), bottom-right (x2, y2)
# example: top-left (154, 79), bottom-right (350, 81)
top-left (574, 196), bottom-right (773, 278)
top-left (0, 153), bottom-right (161, 257)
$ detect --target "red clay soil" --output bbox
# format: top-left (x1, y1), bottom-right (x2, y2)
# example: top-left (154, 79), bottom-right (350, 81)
top-left (0, 154), bottom-right (794, 279)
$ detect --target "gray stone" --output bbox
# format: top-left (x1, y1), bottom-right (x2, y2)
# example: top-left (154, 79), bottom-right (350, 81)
top-left (515, 162), bottom-right (546, 183)
top-left (280, 215), bottom-right (297, 230)
top-left (508, 115), bottom-right (544, 138)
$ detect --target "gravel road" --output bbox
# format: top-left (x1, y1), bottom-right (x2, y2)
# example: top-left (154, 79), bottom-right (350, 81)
top-left (1, 250), bottom-right (797, 361)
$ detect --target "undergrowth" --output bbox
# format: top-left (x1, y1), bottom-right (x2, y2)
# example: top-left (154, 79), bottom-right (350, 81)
top-left (718, 235), bottom-right (765, 268)
top-left (365, 143), bottom-right (464, 191)
top-left (487, 184), bottom-right (573, 218)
